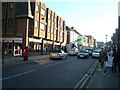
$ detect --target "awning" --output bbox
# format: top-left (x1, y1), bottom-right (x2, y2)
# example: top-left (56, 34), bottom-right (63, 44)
top-left (29, 38), bottom-right (42, 43)
top-left (2, 38), bottom-right (22, 43)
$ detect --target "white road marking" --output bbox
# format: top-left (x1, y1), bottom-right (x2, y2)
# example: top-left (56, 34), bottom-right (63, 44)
top-left (1, 70), bottom-right (35, 81)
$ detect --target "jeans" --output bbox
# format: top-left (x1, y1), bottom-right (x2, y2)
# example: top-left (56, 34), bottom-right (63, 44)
top-left (104, 67), bottom-right (112, 76)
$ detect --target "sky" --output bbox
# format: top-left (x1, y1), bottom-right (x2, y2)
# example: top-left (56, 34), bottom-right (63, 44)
top-left (42, 0), bottom-right (120, 42)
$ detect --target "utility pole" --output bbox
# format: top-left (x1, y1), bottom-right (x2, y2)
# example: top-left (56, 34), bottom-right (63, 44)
top-left (106, 35), bottom-right (108, 46)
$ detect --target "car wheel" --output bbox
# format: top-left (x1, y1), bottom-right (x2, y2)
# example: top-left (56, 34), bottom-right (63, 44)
top-left (60, 56), bottom-right (64, 60)
top-left (65, 55), bottom-right (67, 59)
top-left (77, 56), bottom-right (80, 59)
top-left (87, 56), bottom-right (89, 58)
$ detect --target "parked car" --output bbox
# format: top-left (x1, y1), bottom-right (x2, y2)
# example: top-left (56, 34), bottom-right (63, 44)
top-left (77, 50), bottom-right (89, 59)
top-left (92, 49), bottom-right (101, 58)
top-left (68, 49), bottom-right (79, 56)
top-left (49, 50), bottom-right (67, 60)
top-left (86, 48), bottom-right (93, 56)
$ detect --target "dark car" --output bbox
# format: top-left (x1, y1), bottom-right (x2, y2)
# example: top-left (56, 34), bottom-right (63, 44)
top-left (77, 50), bottom-right (89, 59)
top-left (86, 48), bottom-right (93, 56)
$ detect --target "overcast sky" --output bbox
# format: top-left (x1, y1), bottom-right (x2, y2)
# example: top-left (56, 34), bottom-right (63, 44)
top-left (43, 0), bottom-right (120, 42)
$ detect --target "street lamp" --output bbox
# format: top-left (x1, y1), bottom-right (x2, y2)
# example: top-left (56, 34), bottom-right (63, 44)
top-left (106, 35), bottom-right (108, 46)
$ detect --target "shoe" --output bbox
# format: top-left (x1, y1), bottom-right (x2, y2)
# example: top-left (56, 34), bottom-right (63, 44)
top-left (107, 75), bottom-right (110, 78)
top-left (103, 73), bottom-right (106, 75)
top-left (98, 69), bottom-right (101, 71)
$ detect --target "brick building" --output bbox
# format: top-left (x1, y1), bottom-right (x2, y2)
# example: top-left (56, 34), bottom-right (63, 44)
top-left (2, 1), bottom-right (67, 56)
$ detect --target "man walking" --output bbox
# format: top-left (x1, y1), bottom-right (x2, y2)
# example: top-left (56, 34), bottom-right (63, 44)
top-left (98, 47), bottom-right (105, 70)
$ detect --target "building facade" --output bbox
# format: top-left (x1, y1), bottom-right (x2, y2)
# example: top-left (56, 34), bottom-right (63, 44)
top-left (2, 1), bottom-right (67, 56)
top-left (85, 35), bottom-right (95, 48)
top-left (66, 26), bottom-right (82, 51)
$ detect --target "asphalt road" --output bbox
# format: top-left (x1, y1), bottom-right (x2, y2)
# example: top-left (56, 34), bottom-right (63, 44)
top-left (2, 56), bottom-right (98, 88)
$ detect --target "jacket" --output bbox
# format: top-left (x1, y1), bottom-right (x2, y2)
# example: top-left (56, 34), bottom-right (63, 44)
top-left (106, 55), bottom-right (114, 67)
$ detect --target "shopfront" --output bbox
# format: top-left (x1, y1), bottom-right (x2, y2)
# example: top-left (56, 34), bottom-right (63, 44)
top-left (44, 40), bottom-right (53, 52)
top-left (2, 38), bottom-right (23, 56)
top-left (54, 42), bottom-right (61, 50)
top-left (29, 38), bottom-right (42, 52)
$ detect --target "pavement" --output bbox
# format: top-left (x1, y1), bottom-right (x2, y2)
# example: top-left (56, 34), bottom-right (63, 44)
top-left (2, 54), bottom-right (50, 66)
top-left (87, 63), bottom-right (120, 88)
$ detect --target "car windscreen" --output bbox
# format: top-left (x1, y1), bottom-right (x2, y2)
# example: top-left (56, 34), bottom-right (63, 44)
top-left (80, 50), bottom-right (88, 53)
top-left (93, 51), bottom-right (100, 53)
top-left (69, 50), bottom-right (75, 51)
top-left (86, 49), bottom-right (92, 51)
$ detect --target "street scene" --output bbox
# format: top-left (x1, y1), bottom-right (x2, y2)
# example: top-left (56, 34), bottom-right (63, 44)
top-left (1, 0), bottom-right (120, 89)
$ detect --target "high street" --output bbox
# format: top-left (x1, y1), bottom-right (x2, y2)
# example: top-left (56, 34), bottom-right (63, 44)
top-left (2, 56), bottom-right (97, 88)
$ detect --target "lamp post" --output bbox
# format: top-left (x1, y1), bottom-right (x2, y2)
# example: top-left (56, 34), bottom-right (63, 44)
top-left (106, 35), bottom-right (108, 46)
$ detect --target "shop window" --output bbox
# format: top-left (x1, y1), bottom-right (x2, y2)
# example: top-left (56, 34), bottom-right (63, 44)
top-left (8, 19), bottom-right (13, 27)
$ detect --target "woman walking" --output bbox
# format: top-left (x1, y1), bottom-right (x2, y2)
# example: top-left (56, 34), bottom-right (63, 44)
top-left (103, 51), bottom-right (114, 78)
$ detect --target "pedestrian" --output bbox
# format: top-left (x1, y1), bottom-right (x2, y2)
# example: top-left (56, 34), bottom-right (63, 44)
top-left (112, 47), bottom-right (117, 73)
top-left (98, 47), bottom-right (106, 70)
top-left (103, 51), bottom-right (114, 77)
top-left (117, 50), bottom-right (120, 73)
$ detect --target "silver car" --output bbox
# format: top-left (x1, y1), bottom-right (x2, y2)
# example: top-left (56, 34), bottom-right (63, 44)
top-left (77, 50), bottom-right (89, 59)
top-left (92, 49), bottom-right (101, 58)
top-left (49, 50), bottom-right (67, 60)
top-left (68, 49), bottom-right (79, 56)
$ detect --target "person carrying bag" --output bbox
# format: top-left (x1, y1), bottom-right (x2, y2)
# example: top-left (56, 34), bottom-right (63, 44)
top-left (103, 51), bottom-right (114, 78)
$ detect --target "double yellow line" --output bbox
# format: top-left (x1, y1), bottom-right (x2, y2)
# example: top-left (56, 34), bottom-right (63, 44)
top-left (73, 60), bottom-right (98, 89)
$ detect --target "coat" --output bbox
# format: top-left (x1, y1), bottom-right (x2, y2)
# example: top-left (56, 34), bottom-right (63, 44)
top-left (106, 55), bottom-right (114, 67)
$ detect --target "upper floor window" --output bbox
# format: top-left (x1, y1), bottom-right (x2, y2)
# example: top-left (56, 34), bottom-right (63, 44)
top-left (55, 18), bottom-right (57, 22)
top-left (8, 19), bottom-right (13, 27)
top-left (54, 29), bottom-right (56, 34)
top-left (36, 4), bottom-right (39, 12)
top-left (61, 22), bottom-right (63, 27)
top-left (58, 31), bottom-right (59, 36)
top-left (60, 32), bottom-right (62, 36)
top-left (48, 26), bottom-right (50, 32)
top-left (2, 20), bottom-right (4, 27)
top-left (51, 28), bottom-right (53, 33)
top-left (41, 8), bottom-right (45, 16)
top-left (58, 20), bottom-right (60, 25)
top-left (48, 13), bottom-right (51, 19)
top-left (35, 20), bottom-right (38, 28)
top-left (52, 16), bottom-right (54, 21)
top-left (9, 3), bottom-right (14, 9)
top-left (40, 23), bottom-right (45, 30)
top-left (2, 3), bottom-right (5, 10)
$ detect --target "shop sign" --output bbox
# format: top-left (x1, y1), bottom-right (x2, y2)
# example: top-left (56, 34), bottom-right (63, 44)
top-left (29, 38), bottom-right (42, 43)
top-left (54, 42), bottom-right (60, 45)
